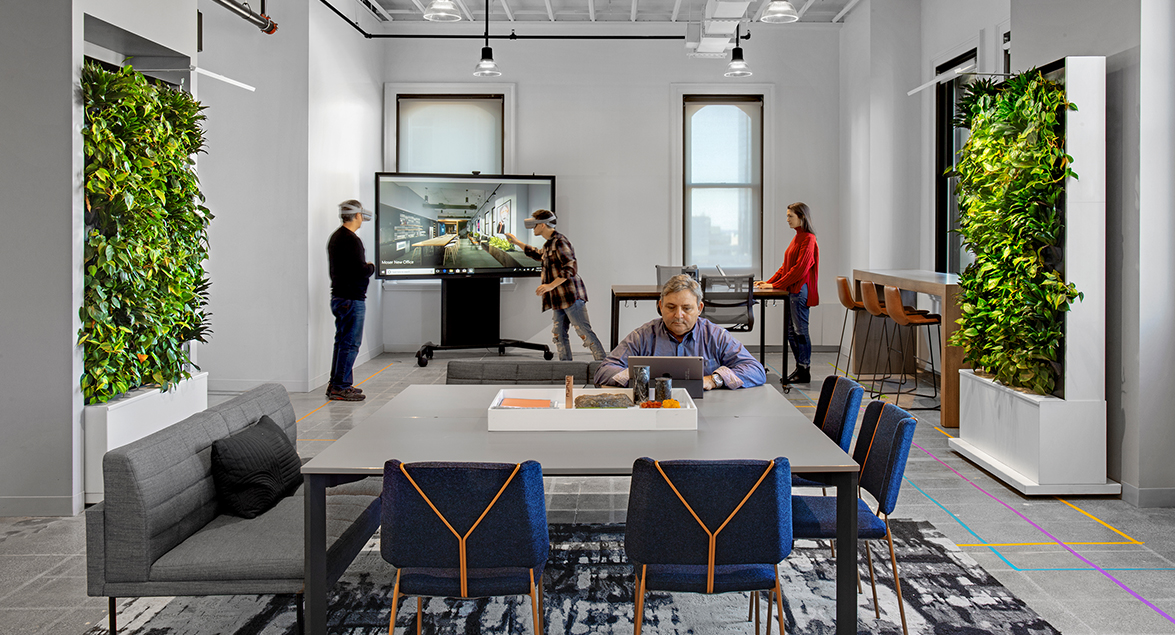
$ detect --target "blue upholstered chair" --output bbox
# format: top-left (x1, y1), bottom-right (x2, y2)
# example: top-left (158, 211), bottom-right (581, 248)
top-left (625, 457), bottom-right (792, 635)
top-left (381, 460), bottom-right (548, 635)
top-left (791, 401), bottom-right (918, 635)
top-left (794, 375), bottom-right (865, 489)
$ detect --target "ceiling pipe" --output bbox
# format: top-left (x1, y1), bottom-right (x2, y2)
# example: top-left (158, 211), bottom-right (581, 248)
top-left (212, 0), bottom-right (278, 34)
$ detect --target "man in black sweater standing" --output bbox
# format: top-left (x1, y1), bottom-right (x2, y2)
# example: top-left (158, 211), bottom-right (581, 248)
top-left (327, 199), bottom-right (376, 401)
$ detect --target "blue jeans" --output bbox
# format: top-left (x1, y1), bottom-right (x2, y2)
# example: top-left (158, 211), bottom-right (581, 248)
top-left (787, 284), bottom-right (812, 367)
top-left (551, 299), bottom-right (606, 361)
top-left (330, 297), bottom-right (366, 390)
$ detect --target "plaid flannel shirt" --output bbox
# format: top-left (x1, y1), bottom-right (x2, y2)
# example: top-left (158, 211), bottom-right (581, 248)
top-left (521, 231), bottom-right (589, 311)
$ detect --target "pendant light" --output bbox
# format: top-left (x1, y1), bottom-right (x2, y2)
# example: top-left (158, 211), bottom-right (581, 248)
top-left (423, 0), bottom-right (462, 21)
top-left (759, 0), bottom-right (799, 24)
top-left (725, 24), bottom-right (752, 77)
top-left (473, 0), bottom-right (501, 77)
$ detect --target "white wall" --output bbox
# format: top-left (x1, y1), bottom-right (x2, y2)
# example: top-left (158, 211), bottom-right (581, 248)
top-left (379, 24), bottom-right (843, 363)
top-left (197, 0), bottom-right (313, 392)
top-left (307, 0), bottom-right (386, 390)
top-left (0, 0), bottom-right (196, 516)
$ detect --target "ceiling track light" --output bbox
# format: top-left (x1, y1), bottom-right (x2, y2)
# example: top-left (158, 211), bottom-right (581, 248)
top-left (473, 0), bottom-right (501, 76)
top-left (725, 24), bottom-right (752, 77)
top-left (423, 0), bottom-right (462, 21)
top-left (759, 0), bottom-right (799, 24)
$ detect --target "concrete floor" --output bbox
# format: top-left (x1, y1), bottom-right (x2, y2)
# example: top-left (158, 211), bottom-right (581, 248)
top-left (3, 350), bottom-right (1175, 634)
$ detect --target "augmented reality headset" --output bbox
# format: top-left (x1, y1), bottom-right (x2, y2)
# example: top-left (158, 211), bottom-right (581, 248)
top-left (339, 200), bottom-right (372, 221)
top-left (524, 214), bottom-right (556, 229)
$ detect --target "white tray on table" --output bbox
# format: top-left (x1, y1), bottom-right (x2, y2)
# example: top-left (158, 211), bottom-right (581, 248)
top-left (488, 387), bottom-right (697, 431)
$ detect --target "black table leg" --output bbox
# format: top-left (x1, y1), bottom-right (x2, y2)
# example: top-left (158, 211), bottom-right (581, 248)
top-left (303, 474), bottom-right (327, 634)
top-left (758, 298), bottom-right (766, 363)
top-left (831, 470), bottom-right (859, 634)
top-left (610, 290), bottom-right (620, 350)
top-left (782, 296), bottom-right (793, 381)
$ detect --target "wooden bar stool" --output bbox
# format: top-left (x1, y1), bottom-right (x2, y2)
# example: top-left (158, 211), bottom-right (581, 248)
top-left (884, 285), bottom-right (941, 408)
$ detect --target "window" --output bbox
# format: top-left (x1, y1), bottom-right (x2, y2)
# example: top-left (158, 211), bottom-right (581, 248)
top-left (683, 96), bottom-right (763, 276)
top-left (397, 95), bottom-right (503, 174)
top-left (934, 50), bottom-right (977, 274)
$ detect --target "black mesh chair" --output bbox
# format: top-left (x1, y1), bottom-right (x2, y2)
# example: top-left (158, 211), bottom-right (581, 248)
top-left (655, 264), bottom-right (700, 287)
top-left (699, 275), bottom-right (755, 333)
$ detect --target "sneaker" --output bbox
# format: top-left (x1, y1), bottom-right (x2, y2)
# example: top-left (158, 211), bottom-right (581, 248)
top-left (325, 384), bottom-right (363, 397)
top-left (327, 386), bottom-right (365, 401)
top-left (783, 366), bottom-right (811, 384)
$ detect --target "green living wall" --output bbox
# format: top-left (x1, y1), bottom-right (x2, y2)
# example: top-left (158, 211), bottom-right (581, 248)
top-left (949, 70), bottom-right (1082, 396)
top-left (79, 63), bottom-right (213, 404)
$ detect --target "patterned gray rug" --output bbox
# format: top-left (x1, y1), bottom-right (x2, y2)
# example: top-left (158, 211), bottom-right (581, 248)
top-left (87, 520), bottom-right (1058, 634)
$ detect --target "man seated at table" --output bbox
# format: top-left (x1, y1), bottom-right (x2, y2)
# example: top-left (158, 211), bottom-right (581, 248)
top-left (594, 274), bottom-right (767, 390)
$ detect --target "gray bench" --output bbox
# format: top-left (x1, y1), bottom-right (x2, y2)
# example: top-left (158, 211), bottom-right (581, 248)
top-left (86, 383), bottom-right (381, 633)
top-left (446, 359), bottom-right (603, 385)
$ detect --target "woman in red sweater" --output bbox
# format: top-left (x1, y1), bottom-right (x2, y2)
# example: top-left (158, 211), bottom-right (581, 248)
top-left (756, 202), bottom-right (819, 383)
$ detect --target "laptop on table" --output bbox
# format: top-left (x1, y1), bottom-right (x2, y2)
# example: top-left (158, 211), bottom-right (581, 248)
top-left (628, 356), bottom-right (705, 399)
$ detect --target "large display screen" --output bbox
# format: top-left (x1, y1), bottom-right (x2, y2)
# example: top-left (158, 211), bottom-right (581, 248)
top-left (375, 173), bottom-right (555, 280)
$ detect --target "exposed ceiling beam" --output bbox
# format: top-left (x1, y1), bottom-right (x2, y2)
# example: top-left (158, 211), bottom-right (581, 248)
top-left (631, 0), bottom-right (638, 22)
top-left (797, 0), bottom-right (816, 17)
top-left (588, 0), bottom-right (596, 21)
top-left (671, 0), bottom-right (683, 22)
top-left (832, 0), bottom-right (861, 22)
top-left (408, 0), bottom-right (426, 15)
top-left (542, 0), bottom-right (555, 20)
top-left (752, 0), bottom-right (767, 22)
top-left (452, 0), bottom-right (475, 20)
top-left (499, 0), bottom-right (515, 21)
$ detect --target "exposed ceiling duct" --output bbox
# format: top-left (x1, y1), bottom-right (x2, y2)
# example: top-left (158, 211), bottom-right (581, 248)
top-left (211, 0), bottom-right (279, 34)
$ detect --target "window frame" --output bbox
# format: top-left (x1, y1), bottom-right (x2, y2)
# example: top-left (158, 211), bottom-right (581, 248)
top-left (671, 84), bottom-right (775, 276)
top-left (934, 48), bottom-right (978, 274)
top-left (383, 83), bottom-right (516, 173)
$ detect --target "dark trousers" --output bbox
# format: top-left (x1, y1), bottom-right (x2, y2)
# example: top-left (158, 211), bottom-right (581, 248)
top-left (329, 297), bottom-right (366, 389)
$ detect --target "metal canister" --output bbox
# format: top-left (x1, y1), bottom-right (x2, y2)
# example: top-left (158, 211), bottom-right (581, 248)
top-left (631, 365), bottom-right (651, 404)
top-left (653, 377), bottom-right (673, 402)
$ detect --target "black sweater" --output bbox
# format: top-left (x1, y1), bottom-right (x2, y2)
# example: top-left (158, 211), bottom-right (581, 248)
top-left (328, 227), bottom-right (375, 300)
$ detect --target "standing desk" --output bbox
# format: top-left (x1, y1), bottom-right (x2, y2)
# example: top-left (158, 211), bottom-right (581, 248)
top-left (610, 285), bottom-right (789, 362)
top-left (301, 384), bottom-right (859, 635)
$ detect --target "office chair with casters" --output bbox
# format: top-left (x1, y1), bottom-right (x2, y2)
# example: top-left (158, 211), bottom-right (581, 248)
top-left (626, 456), bottom-right (792, 635)
top-left (381, 460), bottom-right (548, 635)
top-left (655, 264), bottom-right (700, 287)
top-left (790, 401), bottom-right (918, 635)
top-left (699, 275), bottom-right (756, 333)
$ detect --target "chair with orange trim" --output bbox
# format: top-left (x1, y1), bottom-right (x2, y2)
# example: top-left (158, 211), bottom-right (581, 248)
top-left (790, 401), bottom-right (918, 635)
top-left (625, 456), bottom-right (792, 635)
top-left (380, 460), bottom-right (548, 634)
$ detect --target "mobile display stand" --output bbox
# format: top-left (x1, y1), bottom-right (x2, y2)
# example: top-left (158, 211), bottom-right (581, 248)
top-left (415, 278), bottom-right (553, 366)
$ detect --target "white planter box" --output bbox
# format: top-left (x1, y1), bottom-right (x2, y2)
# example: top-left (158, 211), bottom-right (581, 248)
top-left (83, 372), bottom-right (209, 503)
top-left (948, 370), bottom-right (1119, 495)
top-left (488, 387), bottom-right (697, 431)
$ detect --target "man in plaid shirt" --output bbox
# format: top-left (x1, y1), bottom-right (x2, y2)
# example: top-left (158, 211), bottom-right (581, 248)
top-left (506, 210), bottom-right (606, 361)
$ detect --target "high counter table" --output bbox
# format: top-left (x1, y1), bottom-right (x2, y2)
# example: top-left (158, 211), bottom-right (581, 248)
top-left (853, 269), bottom-right (964, 427)
top-left (610, 285), bottom-right (788, 363)
top-left (301, 384), bottom-right (859, 635)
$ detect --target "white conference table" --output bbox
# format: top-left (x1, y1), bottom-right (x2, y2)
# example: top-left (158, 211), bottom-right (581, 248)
top-left (302, 384), bottom-right (860, 634)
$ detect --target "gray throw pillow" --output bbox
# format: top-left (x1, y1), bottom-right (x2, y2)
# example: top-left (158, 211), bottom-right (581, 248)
top-left (211, 415), bottom-right (303, 518)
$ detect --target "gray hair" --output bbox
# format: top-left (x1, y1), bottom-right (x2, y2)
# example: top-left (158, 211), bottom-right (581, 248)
top-left (660, 274), bottom-right (703, 304)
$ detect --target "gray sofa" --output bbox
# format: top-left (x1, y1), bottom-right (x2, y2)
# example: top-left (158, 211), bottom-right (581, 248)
top-left (446, 359), bottom-right (603, 385)
top-left (86, 383), bottom-right (381, 633)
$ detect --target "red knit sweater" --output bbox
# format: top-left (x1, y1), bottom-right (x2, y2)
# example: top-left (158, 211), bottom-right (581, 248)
top-left (765, 229), bottom-right (819, 307)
